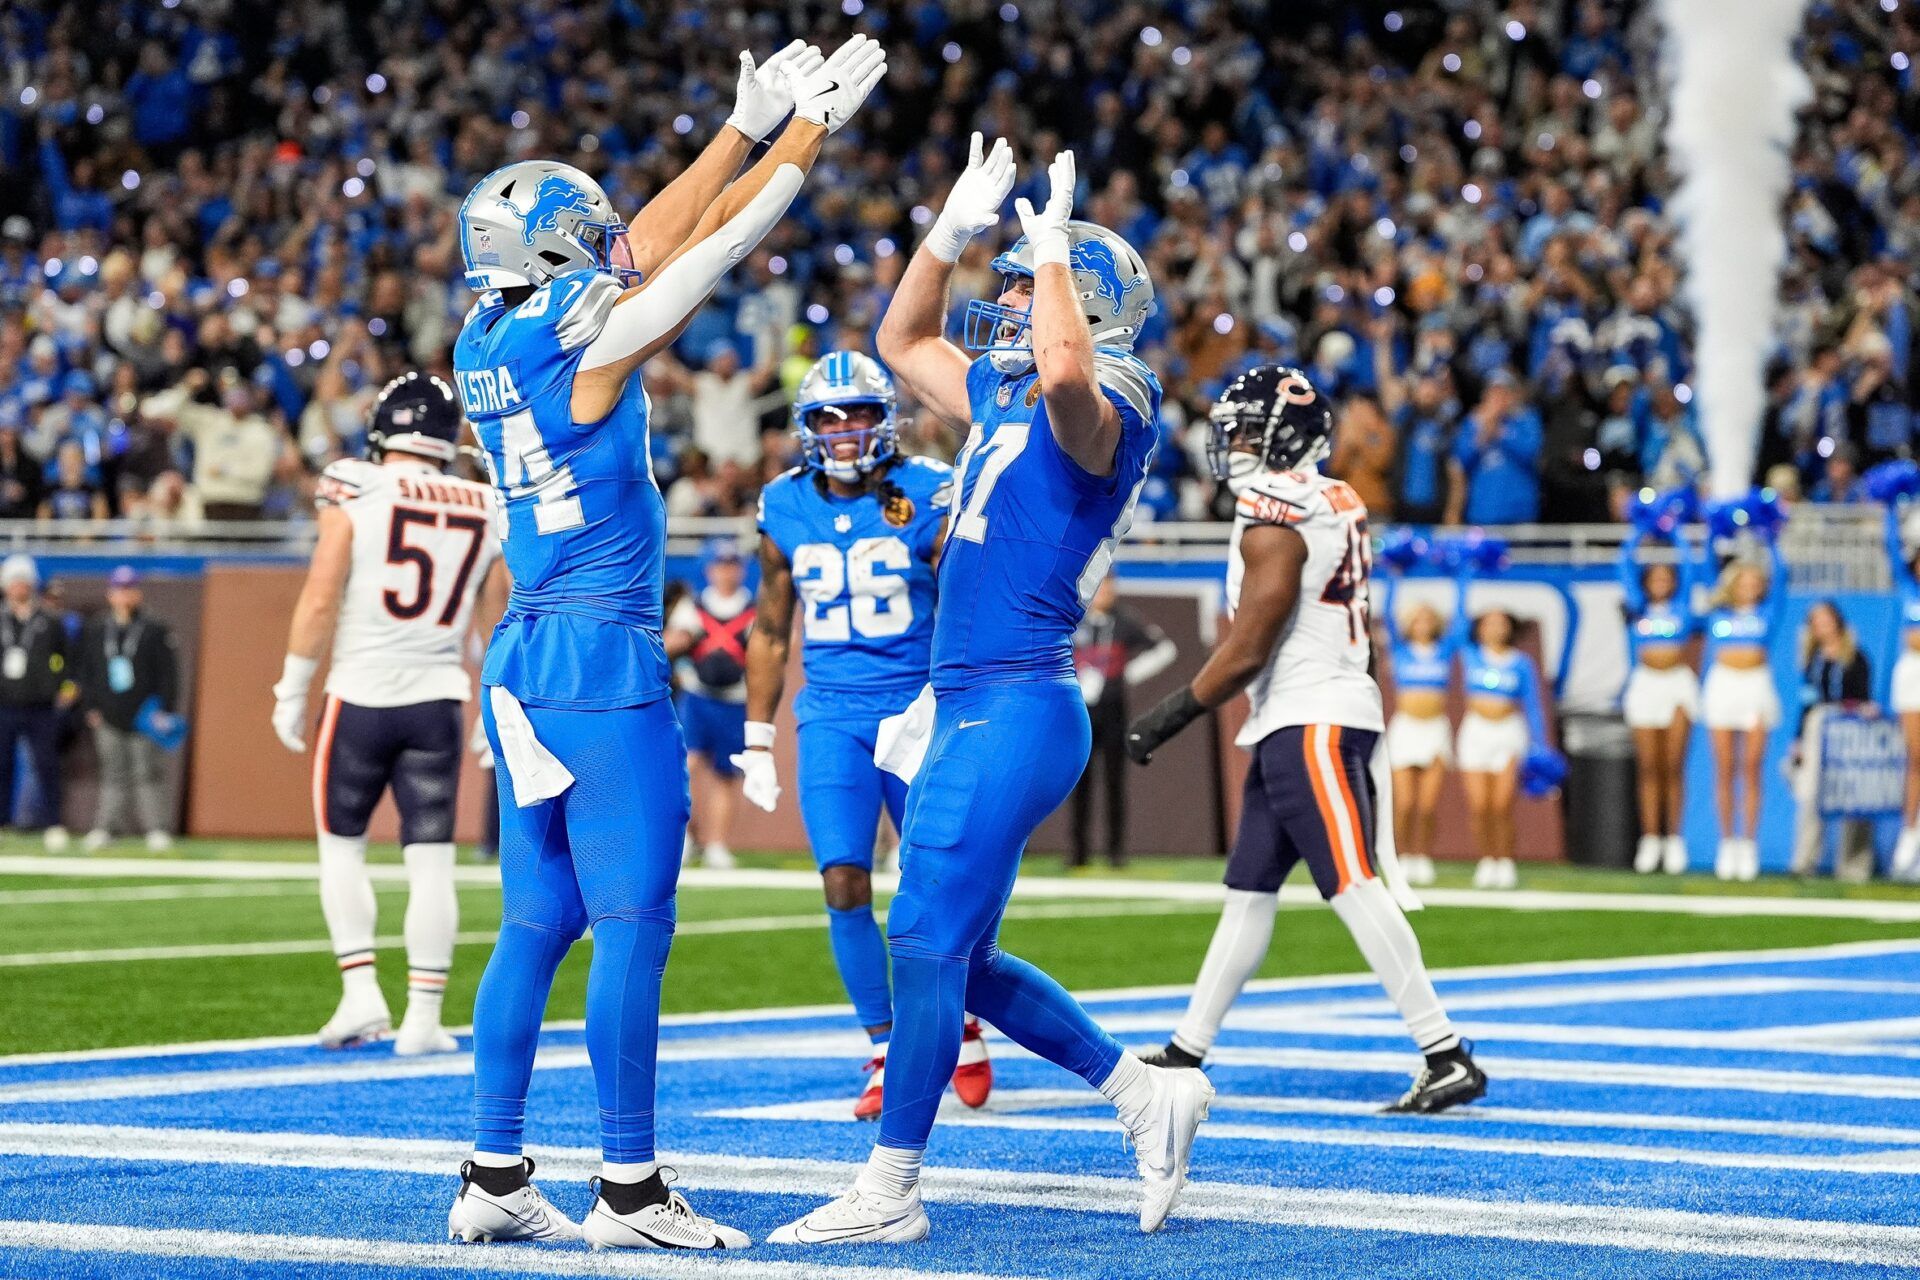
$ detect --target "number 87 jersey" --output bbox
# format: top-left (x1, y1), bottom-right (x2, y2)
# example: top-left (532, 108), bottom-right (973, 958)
top-left (1229, 468), bottom-right (1385, 745)
top-left (454, 267), bottom-right (672, 710)
top-left (756, 457), bottom-right (952, 721)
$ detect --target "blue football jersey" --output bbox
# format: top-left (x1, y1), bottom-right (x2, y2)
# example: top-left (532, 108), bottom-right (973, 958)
top-left (932, 349), bottom-right (1162, 691)
top-left (758, 455), bottom-right (952, 721)
top-left (453, 267), bottom-right (671, 710)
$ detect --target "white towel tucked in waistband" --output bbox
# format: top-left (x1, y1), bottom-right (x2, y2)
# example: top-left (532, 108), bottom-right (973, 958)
top-left (488, 686), bottom-right (576, 807)
top-left (874, 684), bottom-right (938, 784)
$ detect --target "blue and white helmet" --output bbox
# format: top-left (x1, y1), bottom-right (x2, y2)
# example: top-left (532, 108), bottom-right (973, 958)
top-left (963, 219), bottom-right (1154, 374)
top-left (458, 160), bottom-right (638, 291)
top-left (793, 351), bottom-right (898, 481)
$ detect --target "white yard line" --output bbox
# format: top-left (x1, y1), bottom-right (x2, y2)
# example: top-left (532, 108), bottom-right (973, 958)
top-left (897, 1087), bottom-right (1920, 1147)
top-left (9, 854), bottom-right (1920, 920)
top-left (707, 1097), bottom-right (1920, 1176)
top-left (0, 1126), bottom-right (1915, 1267)
top-left (0, 1220), bottom-right (997, 1280)
top-left (6, 937), bottom-right (1918, 1069)
top-left (0, 901), bottom-right (1218, 969)
top-left (0, 882), bottom-right (368, 906)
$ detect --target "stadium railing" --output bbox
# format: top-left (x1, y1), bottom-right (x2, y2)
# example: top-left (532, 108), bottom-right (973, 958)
top-left (0, 506), bottom-right (1890, 590)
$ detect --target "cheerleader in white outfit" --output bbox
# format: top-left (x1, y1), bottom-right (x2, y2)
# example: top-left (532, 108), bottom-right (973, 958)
top-left (1458, 604), bottom-right (1549, 890)
top-left (1618, 529), bottom-right (1701, 876)
top-left (1378, 577), bottom-right (1469, 887)
top-left (1700, 539), bottom-right (1787, 881)
top-left (1885, 504), bottom-right (1920, 878)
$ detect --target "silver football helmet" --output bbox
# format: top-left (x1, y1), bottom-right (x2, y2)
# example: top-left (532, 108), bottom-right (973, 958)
top-left (964, 219), bottom-right (1155, 374)
top-left (458, 160), bottom-right (637, 291)
top-left (793, 351), bottom-right (898, 481)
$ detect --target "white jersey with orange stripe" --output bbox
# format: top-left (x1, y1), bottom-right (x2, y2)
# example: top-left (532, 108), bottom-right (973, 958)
top-left (1228, 465), bottom-right (1384, 746)
top-left (317, 457), bottom-right (499, 708)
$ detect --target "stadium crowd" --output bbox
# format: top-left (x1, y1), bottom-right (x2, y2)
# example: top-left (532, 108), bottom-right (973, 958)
top-left (0, 0), bottom-right (1916, 529)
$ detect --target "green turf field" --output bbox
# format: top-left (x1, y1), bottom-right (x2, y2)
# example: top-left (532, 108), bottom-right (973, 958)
top-left (3, 839), bottom-right (1918, 1056)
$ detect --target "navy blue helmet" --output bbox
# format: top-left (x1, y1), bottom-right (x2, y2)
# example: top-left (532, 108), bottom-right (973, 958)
top-left (367, 372), bottom-right (463, 466)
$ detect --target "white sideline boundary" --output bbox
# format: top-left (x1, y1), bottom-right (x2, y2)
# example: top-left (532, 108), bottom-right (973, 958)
top-left (1, 1126), bottom-right (1916, 1267)
top-left (4, 936), bottom-right (1917, 1069)
top-left (8, 854), bottom-right (1920, 921)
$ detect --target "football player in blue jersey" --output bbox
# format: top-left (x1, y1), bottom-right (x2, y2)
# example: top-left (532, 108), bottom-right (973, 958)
top-left (737, 350), bottom-right (994, 1121)
top-left (442, 35), bottom-right (889, 1253)
top-left (771, 137), bottom-right (1213, 1246)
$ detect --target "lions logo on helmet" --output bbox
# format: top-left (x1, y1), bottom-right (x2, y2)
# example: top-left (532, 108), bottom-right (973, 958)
top-left (458, 160), bottom-right (638, 291)
top-left (963, 219), bottom-right (1155, 374)
top-left (1206, 365), bottom-right (1333, 491)
top-left (518, 176), bottom-right (597, 246)
top-left (792, 351), bottom-right (898, 482)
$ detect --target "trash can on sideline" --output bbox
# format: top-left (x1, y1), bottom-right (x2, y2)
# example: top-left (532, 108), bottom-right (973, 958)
top-left (1560, 714), bottom-right (1639, 869)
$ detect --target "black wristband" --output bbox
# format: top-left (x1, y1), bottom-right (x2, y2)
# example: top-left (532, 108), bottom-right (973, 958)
top-left (1126, 686), bottom-right (1205, 764)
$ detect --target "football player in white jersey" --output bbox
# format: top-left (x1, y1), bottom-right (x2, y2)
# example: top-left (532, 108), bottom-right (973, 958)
top-left (272, 372), bottom-right (508, 1056)
top-left (1126, 366), bottom-right (1486, 1114)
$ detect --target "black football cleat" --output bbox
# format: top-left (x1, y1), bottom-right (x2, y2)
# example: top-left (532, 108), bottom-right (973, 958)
top-left (1383, 1046), bottom-right (1487, 1114)
top-left (1137, 1041), bottom-right (1205, 1070)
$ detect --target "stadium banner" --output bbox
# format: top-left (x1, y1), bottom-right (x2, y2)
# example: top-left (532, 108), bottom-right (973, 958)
top-left (1817, 710), bottom-right (1906, 819)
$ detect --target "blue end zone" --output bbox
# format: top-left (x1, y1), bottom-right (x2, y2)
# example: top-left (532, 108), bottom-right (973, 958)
top-left (4, 941), bottom-right (1920, 1279)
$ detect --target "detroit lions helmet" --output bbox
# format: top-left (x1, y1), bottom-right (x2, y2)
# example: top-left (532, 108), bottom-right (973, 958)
top-left (458, 160), bottom-right (639, 291)
top-left (963, 219), bottom-right (1154, 374)
top-left (793, 351), bottom-right (898, 481)
top-left (367, 372), bottom-right (463, 466)
top-left (1206, 364), bottom-right (1334, 489)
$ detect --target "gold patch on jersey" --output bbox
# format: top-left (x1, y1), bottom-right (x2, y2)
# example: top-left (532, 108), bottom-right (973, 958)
top-left (1024, 381), bottom-right (1042, 408)
top-left (884, 493), bottom-right (915, 527)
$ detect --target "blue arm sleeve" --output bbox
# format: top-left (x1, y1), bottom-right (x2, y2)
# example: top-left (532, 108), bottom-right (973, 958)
top-left (1889, 505), bottom-right (1916, 593)
top-left (1518, 657), bottom-right (1550, 745)
top-left (1617, 531), bottom-right (1647, 617)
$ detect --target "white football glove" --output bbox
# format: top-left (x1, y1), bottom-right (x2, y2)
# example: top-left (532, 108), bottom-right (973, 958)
top-left (1014, 150), bottom-right (1076, 266)
top-left (270, 654), bottom-right (317, 753)
top-left (271, 694), bottom-right (308, 753)
top-left (787, 33), bottom-right (888, 135)
top-left (926, 132), bottom-right (1017, 263)
top-left (726, 39), bottom-right (825, 143)
top-left (731, 748), bottom-right (782, 813)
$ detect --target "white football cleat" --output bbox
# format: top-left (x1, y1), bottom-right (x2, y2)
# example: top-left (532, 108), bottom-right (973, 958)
top-left (318, 987), bottom-right (392, 1049)
top-left (584, 1170), bottom-right (750, 1251)
top-left (448, 1159), bottom-right (581, 1244)
top-left (1660, 834), bottom-right (1688, 875)
top-left (1123, 1064), bottom-right (1213, 1233)
top-left (768, 1183), bottom-right (930, 1245)
top-left (393, 1018), bottom-right (459, 1057)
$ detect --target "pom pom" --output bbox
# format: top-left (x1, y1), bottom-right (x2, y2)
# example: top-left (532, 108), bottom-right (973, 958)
top-left (1863, 459), bottom-right (1920, 504)
top-left (1519, 747), bottom-right (1568, 798)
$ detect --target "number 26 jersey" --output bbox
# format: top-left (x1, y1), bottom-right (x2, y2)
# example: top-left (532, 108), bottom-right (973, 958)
top-left (453, 266), bottom-right (671, 711)
top-left (1229, 466), bottom-right (1384, 743)
top-left (756, 457), bottom-right (951, 722)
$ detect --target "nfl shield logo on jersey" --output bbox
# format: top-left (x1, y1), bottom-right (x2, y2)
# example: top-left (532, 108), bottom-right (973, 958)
top-left (835, 513), bottom-right (852, 533)
top-left (996, 382), bottom-right (1014, 408)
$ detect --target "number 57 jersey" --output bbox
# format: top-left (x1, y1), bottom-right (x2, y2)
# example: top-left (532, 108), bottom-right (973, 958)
top-left (315, 458), bottom-right (498, 708)
top-left (756, 457), bottom-right (951, 722)
top-left (454, 267), bottom-right (672, 711)
top-left (1229, 467), bottom-right (1384, 744)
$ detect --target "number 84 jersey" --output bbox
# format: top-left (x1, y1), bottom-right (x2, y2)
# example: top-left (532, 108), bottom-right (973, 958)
top-left (756, 457), bottom-right (951, 722)
top-left (1229, 467), bottom-right (1384, 744)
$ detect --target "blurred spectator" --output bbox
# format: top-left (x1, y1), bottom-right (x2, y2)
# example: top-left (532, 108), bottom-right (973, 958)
top-left (0, 555), bottom-right (73, 850)
top-left (141, 368), bottom-right (289, 521)
top-left (1448, 372), bottom-right (1543, 525)
top-left (0, 418), bottom-right (45, 519)
top-left (37, 439), bottom-right (107, 521)
top-left (75, 566), bottom-right (180, 853)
